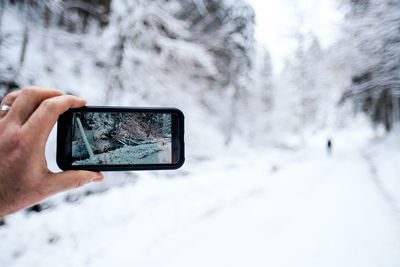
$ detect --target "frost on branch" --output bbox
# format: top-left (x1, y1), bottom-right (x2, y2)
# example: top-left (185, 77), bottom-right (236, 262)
top-left (341, 0), bottom-right (400, 131)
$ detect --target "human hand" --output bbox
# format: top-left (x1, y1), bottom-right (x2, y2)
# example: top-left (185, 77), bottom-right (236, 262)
top-left (0, 87), bottom-right (103, 216)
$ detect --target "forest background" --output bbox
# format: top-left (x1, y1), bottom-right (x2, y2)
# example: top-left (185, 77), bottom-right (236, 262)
top-left (0, 0), bottom-right (400, 266)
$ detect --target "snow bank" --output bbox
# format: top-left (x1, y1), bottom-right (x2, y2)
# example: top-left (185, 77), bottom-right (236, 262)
top-left (2, 127), bottom-right (400, 267)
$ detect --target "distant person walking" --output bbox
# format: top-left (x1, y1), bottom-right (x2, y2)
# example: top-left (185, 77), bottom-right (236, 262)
top-left (327, 138), bottom-right (332, 155)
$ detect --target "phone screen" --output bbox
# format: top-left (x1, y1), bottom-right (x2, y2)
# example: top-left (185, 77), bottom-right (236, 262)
top-left (71, 111), bottom-right (173, 166)
top-left (57, 106), bottom-right (184, 171)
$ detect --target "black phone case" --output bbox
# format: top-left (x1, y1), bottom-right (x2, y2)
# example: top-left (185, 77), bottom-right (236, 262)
top-left (57, 106), bottom-right (185, 171)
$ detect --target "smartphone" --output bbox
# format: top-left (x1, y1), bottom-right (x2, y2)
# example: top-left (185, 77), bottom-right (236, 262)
top-left (57, 106), bottom-right (184, 171)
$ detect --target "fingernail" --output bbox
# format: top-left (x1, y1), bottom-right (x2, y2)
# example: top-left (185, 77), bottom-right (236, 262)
top-left (91, 176), bottom-right (103, 182)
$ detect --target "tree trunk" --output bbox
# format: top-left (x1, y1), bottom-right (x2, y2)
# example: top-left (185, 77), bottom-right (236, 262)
top-left (42, 4), bottom-right (51, 52)
top-left (76, 117), bottom-right (95, 159)
top-left (0, 0), bottom-right (5, 59)
top-left (105, 35), bottom-right (126, 103)
top-left (392, 90), bottom-right (400, 127)
top-left (19, 26), bottom-right (29, 67)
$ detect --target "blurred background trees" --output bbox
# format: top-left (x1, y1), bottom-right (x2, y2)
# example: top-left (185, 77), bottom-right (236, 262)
top-left (340, 0), bottom-right (400, 131)
top-left (0, 0), bottom-right (399, 147)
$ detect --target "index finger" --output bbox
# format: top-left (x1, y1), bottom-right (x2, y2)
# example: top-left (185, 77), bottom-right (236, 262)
top-left (7, 87), bottom-right (63, 125)
top-left (23, 95), bottom-right (86, 143)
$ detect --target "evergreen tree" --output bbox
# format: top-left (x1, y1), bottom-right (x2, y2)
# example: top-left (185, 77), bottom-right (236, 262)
top-left (175, 0), bottom-right (256, 143)
top-left (256, 48), bottom-right (273, 112)
top-left (0, 0), bottom-right (258, 144)
top-left (341, 0), bottom-right (400, 131)
top-left (280, 33), bottom-right (324, 128)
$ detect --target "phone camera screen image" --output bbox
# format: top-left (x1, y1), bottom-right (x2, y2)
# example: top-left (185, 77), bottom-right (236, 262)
top-left (57, 107), bottom-right (184, 171)
top-left (71, 112), bottom-right (172, 166)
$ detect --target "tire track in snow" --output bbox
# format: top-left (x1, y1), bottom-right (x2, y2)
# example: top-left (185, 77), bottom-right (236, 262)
top-left (362, 151), bottom-right (400, 216)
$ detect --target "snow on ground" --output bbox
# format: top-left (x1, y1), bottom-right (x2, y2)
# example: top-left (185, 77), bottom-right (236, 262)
top-left (73, 141), bottom-right (171, 165)
top-left (1, 125), bottom-right (400, 267)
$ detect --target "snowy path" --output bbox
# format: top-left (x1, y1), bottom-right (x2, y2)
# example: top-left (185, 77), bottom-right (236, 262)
top-left (1, 140), bottom-right (400, 267)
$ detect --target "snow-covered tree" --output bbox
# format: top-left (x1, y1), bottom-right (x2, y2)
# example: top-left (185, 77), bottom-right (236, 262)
top-left (341, 0), bottom-right (400, 131)
top-left (100, 0), bottom-right (256, 143)
top-left (276, 33), bottom-right (326, 131)
top-left (0, 0), bottom-right (112, 96)
top-left (255, 47), bottom-right (273, 112)
top-left (173, 0), bottom-right (256, 143)
top-left (0, 0), bottom-right (258, 146)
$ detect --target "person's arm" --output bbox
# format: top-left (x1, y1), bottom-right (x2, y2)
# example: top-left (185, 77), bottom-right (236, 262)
top-left (0, 87), bottom-right (103, 217)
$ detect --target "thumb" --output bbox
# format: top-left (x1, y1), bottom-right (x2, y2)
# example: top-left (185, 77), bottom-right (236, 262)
top-left (45, 170), bottom-right (104, 195)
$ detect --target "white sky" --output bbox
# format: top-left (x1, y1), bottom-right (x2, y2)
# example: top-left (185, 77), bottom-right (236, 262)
top-left (245, 0), bottom-right (346, 73)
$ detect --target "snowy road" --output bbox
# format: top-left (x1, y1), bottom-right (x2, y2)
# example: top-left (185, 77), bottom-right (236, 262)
top-left (1, 134), bottom-right (400, 267)
top-left (73, 141), bottom-right (171, 165)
